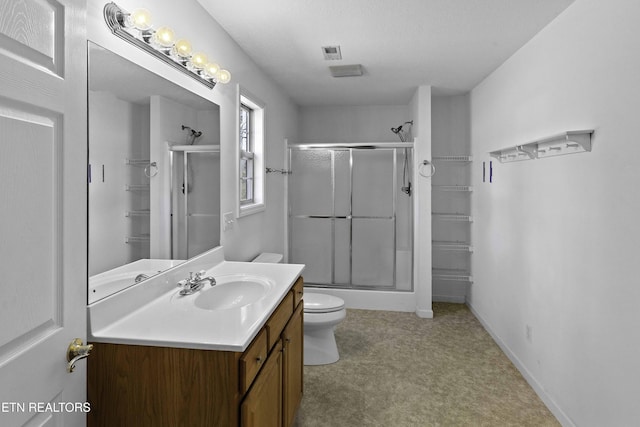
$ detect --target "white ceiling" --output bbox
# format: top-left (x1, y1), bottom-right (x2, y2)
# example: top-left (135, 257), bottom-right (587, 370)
top-left (197, 0), bottom-right (575, 106)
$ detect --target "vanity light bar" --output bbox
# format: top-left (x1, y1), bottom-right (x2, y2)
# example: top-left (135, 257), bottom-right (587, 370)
top-left (103, 2), bottom-right (231, 89)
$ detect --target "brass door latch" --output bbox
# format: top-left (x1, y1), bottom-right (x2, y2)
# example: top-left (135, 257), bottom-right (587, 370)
top-left (67, 338), bottom-right (93, 373)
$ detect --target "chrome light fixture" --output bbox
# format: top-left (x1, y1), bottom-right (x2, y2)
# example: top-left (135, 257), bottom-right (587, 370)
top-left (103, 2), bottom-right (231, 89)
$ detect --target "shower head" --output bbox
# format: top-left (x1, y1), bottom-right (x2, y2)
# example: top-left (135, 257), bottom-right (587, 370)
top-left (181, 125), bottom-right (203, 145)
top-left (391, 121), bottom-right (413, 143)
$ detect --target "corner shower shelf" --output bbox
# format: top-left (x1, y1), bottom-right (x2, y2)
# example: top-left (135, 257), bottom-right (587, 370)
top-left (432, 241), bottom-right (474, 252)
top-left (432, 155), bottom-right (472, 162)
top-left (433, 268), bottom-right (474, 283)
top-left (125, 184), bottom-right (150, 191)
top-left (432, 213), bottom-right (473, 222)
top-left (432, 185), bottom-right (473, 192)
top-left (489, 130), bottom-right (594, 163)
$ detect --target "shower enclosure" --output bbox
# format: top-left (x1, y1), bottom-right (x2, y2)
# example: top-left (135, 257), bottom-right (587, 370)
top-left (288, 143), bottom-right (413, 291)
top-left (169, 145), bottom-right (220, 259)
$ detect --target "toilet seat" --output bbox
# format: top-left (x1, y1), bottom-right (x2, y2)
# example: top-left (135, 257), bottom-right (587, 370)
top-left (304, 292), bottom-right (345, 313)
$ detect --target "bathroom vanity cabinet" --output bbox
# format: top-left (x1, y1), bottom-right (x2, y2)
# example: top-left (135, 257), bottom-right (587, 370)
top-left (87, 276), bottom-right (304, 427)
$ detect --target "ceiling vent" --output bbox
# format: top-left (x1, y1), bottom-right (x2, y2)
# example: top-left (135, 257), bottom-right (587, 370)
top-left (322, 45), bottom-right (342, 60)
top-left (329, 64), bottom-right (363, 78)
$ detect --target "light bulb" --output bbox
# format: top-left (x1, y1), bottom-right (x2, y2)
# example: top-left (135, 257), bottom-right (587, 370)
top-left (128, 8), bottom-right (152, 30)
top-left (190, 52), bottom-right (208, 69)
top-left (204, 62), bottom-right (220, 78)
top-left (154, 26), bottom-right (175, 48)
top-left (215, 69), bottom-right (231, 84)
top-left (174, 39), bottom-right (192, 58)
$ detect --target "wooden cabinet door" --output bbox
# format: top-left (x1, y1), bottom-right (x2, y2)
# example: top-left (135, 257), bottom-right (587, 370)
top-left (241, 341), bottom-right (283, 427)
top-left (282, 304), bottom-right (304, 426)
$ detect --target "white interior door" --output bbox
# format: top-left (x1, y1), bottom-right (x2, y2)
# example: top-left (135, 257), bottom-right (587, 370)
top-left (0, 1), bottom-right (87, 426)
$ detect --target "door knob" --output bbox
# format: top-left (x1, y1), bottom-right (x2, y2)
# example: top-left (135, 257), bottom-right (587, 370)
top-left (66, 338), bottom-right (93, 373)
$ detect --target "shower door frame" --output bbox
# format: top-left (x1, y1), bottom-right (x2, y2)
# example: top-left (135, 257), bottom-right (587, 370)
top-left (169, 144), bottom-right (220, 259)
top-left (288, 142), bottom-right (414, 291)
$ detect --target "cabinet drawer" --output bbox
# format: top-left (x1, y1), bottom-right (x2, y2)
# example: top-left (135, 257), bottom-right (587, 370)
top-left (292, 277), bottom-right (303, 307)
top-left (240, 328), bottom-right (268, 394)
top-left (266, 292), bottom-right (293, 350)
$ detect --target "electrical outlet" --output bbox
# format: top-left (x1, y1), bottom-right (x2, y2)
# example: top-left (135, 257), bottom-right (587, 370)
top-left (223, 212), bottom-right (234, 231)
top-left (526, 325), bottom-right (533, 343)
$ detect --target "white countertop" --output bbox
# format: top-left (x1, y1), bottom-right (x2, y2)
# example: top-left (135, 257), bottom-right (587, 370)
top-left (88, 251), bottom-right (304, 352)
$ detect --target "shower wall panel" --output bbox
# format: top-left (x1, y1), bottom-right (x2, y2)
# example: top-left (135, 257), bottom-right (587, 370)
top-left (290, 217), bottom-right (332, 284)
top-left (352, 150), bottom-right (394, 217)
top-left (351, 218), bottom-right (395, 288)
top-left (290, 150), bottom-right (332, 216)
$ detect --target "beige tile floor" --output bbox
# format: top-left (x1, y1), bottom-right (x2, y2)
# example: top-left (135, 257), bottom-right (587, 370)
top-left (295, 303), bottom-right (559, 427)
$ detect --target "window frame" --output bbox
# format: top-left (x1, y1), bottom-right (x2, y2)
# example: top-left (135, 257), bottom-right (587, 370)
top-left (237, 86), bottom-right (265, 217)
top-left (239, 102), bottom-right (255, 205)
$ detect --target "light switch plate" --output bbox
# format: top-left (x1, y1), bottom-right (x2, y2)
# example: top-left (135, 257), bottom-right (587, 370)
top-left (223, 212), bottom-right (234, 231)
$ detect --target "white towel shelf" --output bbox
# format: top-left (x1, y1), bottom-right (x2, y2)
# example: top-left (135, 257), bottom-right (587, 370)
top-left (432, 241), bottom-right (474, 252)
top-left (432, 213), bottom-right (473, 222)
top-left (489, 130), bottom-right (594, 163)
top-left (125, 210), bottom-right (150, 217)
top-left (433, 268), bottom-right (474, 283)
top-left (432, 155), bottom-right (472, 162)
top-left (125, 159), bottom-right (150, 166)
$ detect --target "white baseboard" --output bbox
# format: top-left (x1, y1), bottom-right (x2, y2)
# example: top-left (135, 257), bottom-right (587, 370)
top-left (415, 307), bottom-right (434, 318)
top-left (466, 302), bottom-right (575, 427)
top-left (305, 287), bottom-right (417, 312)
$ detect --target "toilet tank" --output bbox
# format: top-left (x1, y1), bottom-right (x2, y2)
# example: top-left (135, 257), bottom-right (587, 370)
top-left (252, 252), bottom-right (283, 263)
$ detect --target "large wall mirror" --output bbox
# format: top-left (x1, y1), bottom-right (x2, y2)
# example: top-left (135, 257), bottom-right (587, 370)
top-left (88, 42), bottom-right (221, 304)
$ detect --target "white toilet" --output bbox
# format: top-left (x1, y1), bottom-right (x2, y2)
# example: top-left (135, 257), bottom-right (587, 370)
top-left (252, 253), bottom-right (346, 365)
top-left (303, 292), bottom-right (346, 365)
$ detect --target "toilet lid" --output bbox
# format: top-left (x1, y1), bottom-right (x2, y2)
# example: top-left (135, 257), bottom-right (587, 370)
top-left (304, 293), bottom-right (345, 313)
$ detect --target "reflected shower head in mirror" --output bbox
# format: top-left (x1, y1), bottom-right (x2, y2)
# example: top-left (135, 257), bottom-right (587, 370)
top-left (181, 125), bottom-right (203, 145)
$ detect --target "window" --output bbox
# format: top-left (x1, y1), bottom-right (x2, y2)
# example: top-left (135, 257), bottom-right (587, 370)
top-left (239, 103), bottom-right (254, 205)
top-left (238, 87), bottom-right (265, 216)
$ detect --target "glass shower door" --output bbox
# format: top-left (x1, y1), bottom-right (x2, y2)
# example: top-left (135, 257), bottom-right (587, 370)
top-left (170, 148), bottom-right (220, 259)
top-left (289, 145), bottom-right (412, 291)
top-left (351, 149), bottom-right (395, 288)
top-left (289, 149), bottom-right (334, 284)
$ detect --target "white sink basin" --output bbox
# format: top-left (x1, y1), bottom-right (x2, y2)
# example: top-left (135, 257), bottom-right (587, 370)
top-left (193, 274), bottom-right (273, 310)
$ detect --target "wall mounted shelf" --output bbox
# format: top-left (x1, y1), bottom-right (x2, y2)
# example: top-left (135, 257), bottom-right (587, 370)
top-left (489, 130), bottom-right (594, 163)
top-left (432, 268), bottom-right (474, 283)
top-left (432, 155), bottom-right (472, 162)
top-left (125, 235), bottom-right (150, 243)
top-left (125, 159), bottom-right (150, 166)
top-left (125, 210), bottom-right (150, 217)
top-left (432, 213), bottom-right (473, 222)
top-left (432, 241), bottom-right (474, 252)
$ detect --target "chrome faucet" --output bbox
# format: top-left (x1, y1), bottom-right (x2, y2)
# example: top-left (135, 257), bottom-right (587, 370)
top-left (135, 273), bottom-right (150, 283)
top-left (177, 270), bottom-right (216, 296)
